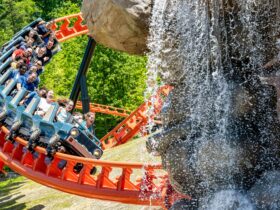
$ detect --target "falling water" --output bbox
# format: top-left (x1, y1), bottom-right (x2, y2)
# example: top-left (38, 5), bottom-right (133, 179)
top-left (147, 0), bottom-right (280, 209)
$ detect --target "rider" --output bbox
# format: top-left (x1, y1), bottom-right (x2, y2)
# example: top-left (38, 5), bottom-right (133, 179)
top-left (56, 100), bottom-right (74, 123)
top-left (16, 72), bottom-right (38, 92)
top-left (79, 112), bottom-right (95, 135)
top-left (35, 90), bottom-right (54, 117)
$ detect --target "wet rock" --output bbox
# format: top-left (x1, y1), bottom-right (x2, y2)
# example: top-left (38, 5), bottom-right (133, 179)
top-left (147, 0), bottom-right (280, 205)
top-left (162, 138), bottom-right (243, 198)
top-left (162, 140), bottom-right (198, 196)
top-left (169, 198), bottom-right (198, 210)
top-left (248, 171), bottom-right (280, 209)
top-left (81, 0), bottom-right (151, 55)
top-left (231, 85), bottom-right (256, 118)
top-left (202, 190), bottom-right (254, 210)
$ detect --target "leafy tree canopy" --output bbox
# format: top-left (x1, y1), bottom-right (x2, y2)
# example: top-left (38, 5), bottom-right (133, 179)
top-left (1, 0), bottom-right (147, 138)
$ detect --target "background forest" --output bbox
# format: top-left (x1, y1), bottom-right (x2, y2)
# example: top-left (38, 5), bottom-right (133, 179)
top-left (0, 0), bottom-right (147, 138)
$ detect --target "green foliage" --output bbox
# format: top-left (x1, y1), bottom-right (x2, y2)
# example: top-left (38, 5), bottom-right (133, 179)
top-left (1, 0), bottom-right (148, 139)
top-left (0, 0), bottom-right (40, 46)
top-left (89, 45), bottom-right (147, 138)
top-left (41, 40), bottom-right (147, 138)
top-left (34, 0), bottom-right (81, 20)
top-left (0, 176), bottom-right (25, 192)
top-left (48, 1), bottom-right (81, 18)
top-left (33, 0), bottom-right (62, 19)
top-left (40, 36), bottom-right (87, 97)
top-left (86, 45), bottom-right (146, 109)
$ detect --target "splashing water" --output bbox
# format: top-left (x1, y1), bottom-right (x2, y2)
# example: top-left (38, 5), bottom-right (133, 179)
top-left (147, 0), bottom-right (280, 209)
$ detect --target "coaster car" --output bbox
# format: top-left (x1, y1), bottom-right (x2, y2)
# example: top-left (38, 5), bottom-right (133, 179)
top-left (0, 79), bottom-right (17, 116)
top-left (5, 95), bottom-right (40, 142)
top-left (46, 121), bottom-right (103, 174)
top-left (48, 121), bottom-right (103, 160)
top-left (0, 88), bottom-right (26, 136)
top-left (25, 102), bottom-right (58, 152)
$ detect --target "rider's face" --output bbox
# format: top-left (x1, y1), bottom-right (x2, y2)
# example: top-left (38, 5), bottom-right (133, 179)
top-left (86, 114), bottom-right (95, 125)
top-left (66, 102), bottom-right (74, 111)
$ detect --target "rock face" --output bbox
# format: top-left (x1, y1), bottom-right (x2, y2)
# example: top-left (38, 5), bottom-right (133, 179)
top-left (147, 0), bottom-right (280, 208)
top-left (81, 0), bottom-right (151, 55)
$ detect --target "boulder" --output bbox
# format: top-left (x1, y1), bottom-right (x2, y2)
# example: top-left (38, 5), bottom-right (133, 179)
top-left (81, 0), bottom-right (151, 55)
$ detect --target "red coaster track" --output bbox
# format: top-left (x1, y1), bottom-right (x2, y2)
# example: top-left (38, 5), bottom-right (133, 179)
top-left (51, 13), bottom-right (89, 43)
top-left (100, 85), bottom-right (173, 150)
top-left (75, 101), bottom-right (131, 118)
top-left (0, 13), bottom-right (184, 209)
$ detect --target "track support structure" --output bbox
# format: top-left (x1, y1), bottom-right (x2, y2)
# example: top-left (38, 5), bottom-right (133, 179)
top-left (70, 37), bottom-right (97, 114)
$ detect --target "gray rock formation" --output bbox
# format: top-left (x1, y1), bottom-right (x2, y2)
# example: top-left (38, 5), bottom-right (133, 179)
top-left (248, 171), bottom-right (280, 209)
top-left (147, 0), bottom-right (280, 209)
top-left (81, 0), bottom-right (151, 55)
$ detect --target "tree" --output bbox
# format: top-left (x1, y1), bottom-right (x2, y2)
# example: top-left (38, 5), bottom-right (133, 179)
top-left (33, 0), bottom-right (81, 20)
top-left (0, 0), bottom-right (40, 46)
top-left (0, 0), bottom-right (148, 139)
top-left (33, 0), bottom-right (61, 20)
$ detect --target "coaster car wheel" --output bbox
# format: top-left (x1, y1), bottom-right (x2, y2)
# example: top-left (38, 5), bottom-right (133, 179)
top-left (11, 120), bottom-right (22, 132)
top-left (27, 142), bottom-right (37, 152)
top-left (30, 129), bottom-right (41, 142)
top-left (0, 111), bottom-right (7, 122)
top-left (5, 133), bottom-right (14, 142)
top-left (92, 148), bottom-right (102, 159)
top-left (46, 147), bottom-right (57, 157)
top-left (6, 121), bottom-right (22, 142)
top-left (49, 134), bottom-right (60, 146)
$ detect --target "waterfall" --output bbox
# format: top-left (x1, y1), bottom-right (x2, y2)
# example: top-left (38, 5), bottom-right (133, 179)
top-left (147, 0), bottom-right (280, 208)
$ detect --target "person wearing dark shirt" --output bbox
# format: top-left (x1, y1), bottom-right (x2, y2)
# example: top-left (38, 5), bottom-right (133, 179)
top-left (33, 46), bottom-right (49, 65)
top-left (25, 30), bottom-right (43, 46)
top-left (35, 60), bottom-right (44, 76)
top-left (45, 40), bottom-right (54, 59)
top-left (36, 21), bottom-right (53, 43)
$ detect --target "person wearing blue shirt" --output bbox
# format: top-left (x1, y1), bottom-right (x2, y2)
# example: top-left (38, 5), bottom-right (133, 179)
top-left (6, 65), bottom-right (27, 87)
top-left (9, 65), bottom-right (27, 80)
top-left (25, 66), bottom-right (40, 86)
top-left (16, 72), bottom-right (38, 92)
top-left (19, 37), bottom-right (34, 51)
top-left (36, 21), bottom-right (52, 44)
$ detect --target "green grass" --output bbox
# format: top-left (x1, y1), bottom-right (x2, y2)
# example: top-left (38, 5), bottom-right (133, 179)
top-left (0, 176), bottom-right (25, 188)
top-left (0, 176), bottom-right (26, 195)
top-left (0, 176), bottom-right (27, 210)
